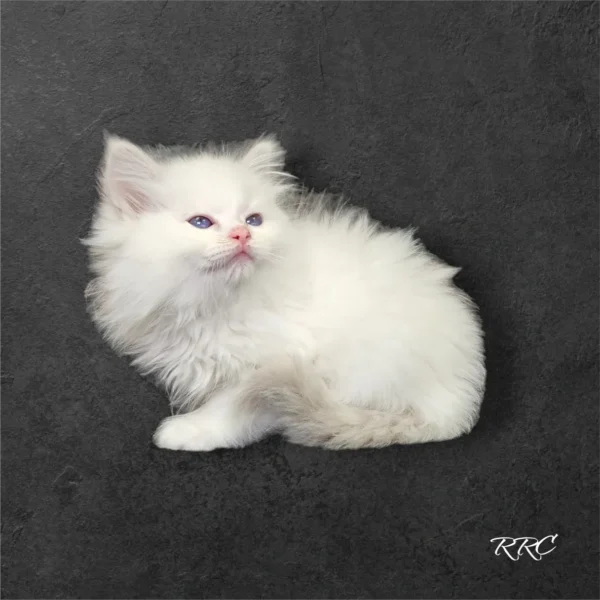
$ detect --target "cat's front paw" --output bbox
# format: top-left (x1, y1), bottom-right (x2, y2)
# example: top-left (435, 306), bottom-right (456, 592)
top-left (153, 416), bottom-right (218, 452)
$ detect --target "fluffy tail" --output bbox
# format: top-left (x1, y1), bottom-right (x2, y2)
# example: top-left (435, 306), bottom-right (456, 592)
top-left (250, 360), bottom-right (476, 450)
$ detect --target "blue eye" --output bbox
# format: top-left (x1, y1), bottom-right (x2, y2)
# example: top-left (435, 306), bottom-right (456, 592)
top-left (246, 213), bottom-right (263, 227)
top-left (188, 216), bottom-right (213, 229)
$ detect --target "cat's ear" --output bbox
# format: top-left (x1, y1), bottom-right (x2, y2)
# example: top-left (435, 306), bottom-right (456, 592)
top-left (242, 135), bottom-right (286, 176)
top-left (100, 134), bottom-right (161, 215)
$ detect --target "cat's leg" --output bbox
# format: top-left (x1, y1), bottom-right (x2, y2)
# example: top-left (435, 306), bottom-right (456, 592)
top-left (153, 384), bottom-right (277, 452)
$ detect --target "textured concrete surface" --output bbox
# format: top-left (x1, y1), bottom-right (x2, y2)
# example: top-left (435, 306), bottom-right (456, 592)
top-left (2, 1), bottom-right (598, 598)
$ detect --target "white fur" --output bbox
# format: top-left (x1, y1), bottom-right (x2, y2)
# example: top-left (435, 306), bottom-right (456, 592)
top-left (84, 134), bottom-right (486, 451)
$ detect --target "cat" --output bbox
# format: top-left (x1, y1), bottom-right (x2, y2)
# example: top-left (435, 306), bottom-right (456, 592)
top-left (84, 133), bottom-right (486, 451)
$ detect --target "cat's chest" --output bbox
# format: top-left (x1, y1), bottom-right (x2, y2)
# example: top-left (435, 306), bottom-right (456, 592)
top-left (141, 303), bottom-right (313, 405)
top-left (182, 308), bottom-right (306, 370)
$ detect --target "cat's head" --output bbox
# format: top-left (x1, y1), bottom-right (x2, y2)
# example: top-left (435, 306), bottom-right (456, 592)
top-left (86, 134), bottom-right (295, 311)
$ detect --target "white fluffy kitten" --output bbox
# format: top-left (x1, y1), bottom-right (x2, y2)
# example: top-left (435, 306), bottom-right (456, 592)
top-left (84, 134), bottom-right (485, 451)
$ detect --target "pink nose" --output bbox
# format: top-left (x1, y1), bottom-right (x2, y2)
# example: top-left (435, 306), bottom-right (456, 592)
top-left (228, 226), bottom-right (251, 245)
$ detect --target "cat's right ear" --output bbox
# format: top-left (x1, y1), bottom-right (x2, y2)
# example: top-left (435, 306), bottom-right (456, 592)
top-left (100, 134), bottom-right (161, 215)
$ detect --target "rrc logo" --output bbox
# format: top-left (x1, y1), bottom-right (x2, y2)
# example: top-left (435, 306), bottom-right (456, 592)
top-left (490, 535), bottom-right (558, 561)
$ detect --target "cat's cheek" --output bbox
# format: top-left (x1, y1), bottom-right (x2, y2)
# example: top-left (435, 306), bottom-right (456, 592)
top-left (252, 224), bottom-right (282, 253)
top-left (179, 233), bottom-right (217, 265)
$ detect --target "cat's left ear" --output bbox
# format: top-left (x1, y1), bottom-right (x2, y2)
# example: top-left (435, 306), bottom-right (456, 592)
top-left (242, 135), bottom-right (286, 176)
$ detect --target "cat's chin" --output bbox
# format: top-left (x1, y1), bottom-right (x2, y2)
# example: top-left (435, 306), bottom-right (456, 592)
top-left (205, 252), bottom-right (255, 271)
top-left (201, 254), bottom-right (257, 283)
top-left (225, 260), bottom-right (257, 285)
top-left (228, 251), bottom-right (253, 265)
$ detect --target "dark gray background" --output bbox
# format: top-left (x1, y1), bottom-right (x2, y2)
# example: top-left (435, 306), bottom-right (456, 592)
top-left (2, 1), bottom-right (598, 598)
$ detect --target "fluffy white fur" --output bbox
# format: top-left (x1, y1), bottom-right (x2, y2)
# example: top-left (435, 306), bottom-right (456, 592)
top-left (84, 134), bottom-right (486, 451)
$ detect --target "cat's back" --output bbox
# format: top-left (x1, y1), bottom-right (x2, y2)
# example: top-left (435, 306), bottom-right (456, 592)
top-left (291, 200), bottom-right (481, 367)
top-left (289, 200), bottom-right (484, 404)
top-left (295, 201), bottom-right (460, 315)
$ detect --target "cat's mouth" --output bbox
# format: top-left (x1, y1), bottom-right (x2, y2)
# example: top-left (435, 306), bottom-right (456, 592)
top-left (230, 249), bottom-right (253, 263)
top-left (205, 248), bottom-right (255, 273)
top-left (222, 246), bottom-right (253, 266)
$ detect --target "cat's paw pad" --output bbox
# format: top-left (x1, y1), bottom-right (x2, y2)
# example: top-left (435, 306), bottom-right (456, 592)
top-left (153, 417), bottom-right (218, 452)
